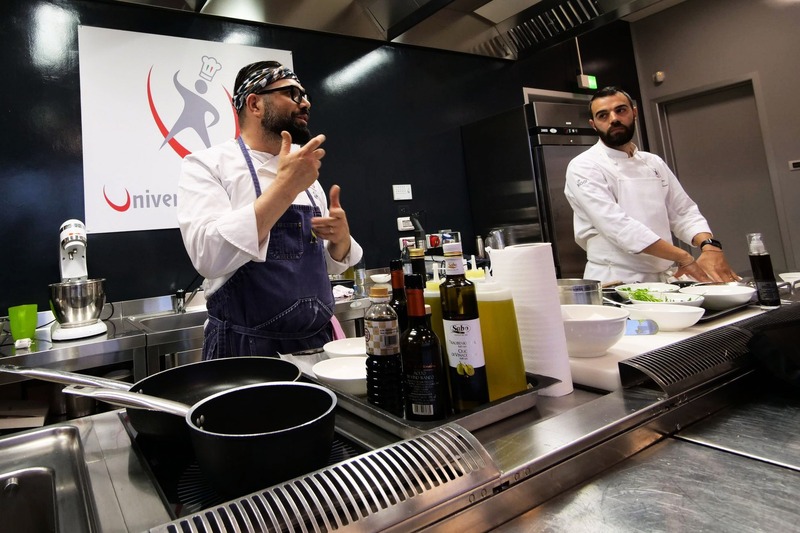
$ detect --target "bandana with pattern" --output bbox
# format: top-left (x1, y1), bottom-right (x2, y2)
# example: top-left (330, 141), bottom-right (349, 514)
top-left (232, 65), bottom-right (299, 111)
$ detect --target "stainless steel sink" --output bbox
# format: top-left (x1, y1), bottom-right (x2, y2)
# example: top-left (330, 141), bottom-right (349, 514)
top-left (128, 310), bottom-right (207, 333)
top-left (0, 425), bottom-right (98, 532)
top-left (125, 310), bottom-right (208, 373)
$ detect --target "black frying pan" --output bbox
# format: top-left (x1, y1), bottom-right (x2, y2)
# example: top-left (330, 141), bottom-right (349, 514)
top-left (0, 357), bottom-right (301, 439)
top-left (63, 381), bottom-right (337, 498)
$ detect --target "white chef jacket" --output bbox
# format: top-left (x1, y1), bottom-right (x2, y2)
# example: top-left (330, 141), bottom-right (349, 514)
top-left (564, 140), bottom-right (711, 283)
top-left (177, 138), bottom-right (363, 297)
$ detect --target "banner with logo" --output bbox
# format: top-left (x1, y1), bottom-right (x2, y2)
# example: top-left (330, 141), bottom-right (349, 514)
top-left (78, 26), bottom-right (293, 233)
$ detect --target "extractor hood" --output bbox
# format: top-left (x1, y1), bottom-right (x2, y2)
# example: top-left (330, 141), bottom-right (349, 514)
top-left (108, 0), bottom-right (685, 60)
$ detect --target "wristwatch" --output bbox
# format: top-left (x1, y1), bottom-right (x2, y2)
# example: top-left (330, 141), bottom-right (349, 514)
top-left (699, 238), bottom-right (722, 250)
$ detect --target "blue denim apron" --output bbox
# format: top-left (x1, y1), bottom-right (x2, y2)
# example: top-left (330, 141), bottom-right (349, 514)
top-left (202, 137), bottom-right (334, 359)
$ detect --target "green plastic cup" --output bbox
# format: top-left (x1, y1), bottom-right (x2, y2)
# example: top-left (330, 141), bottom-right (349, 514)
top-left (8, 304), bottom-right (38, 341)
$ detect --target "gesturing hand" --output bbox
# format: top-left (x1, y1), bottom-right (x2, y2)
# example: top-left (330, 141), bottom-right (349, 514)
top-left (275, 131), bottom-right (326, 196)
top-left (312, 184), bottom-right (350, 243)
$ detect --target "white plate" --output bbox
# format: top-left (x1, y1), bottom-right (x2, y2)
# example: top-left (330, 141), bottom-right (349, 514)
top-left (625, 303), bottom-right (705, 331)
top-left (629, 292), bottom-right (705, 307)
top-left (370, 274), bottom-right (391, 284)
top-left (615, 283), bottom-right (679, 299)
top-left (779, 272), bottom-right (800, 284)
top-left (679, 284), bottom-right (756, 311)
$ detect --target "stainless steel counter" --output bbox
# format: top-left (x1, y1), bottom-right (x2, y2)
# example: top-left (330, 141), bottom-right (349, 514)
top-left (2, 296), bottom-right (798, 531)
top-left (57, 372), bottom-right (799, 532)
top-left (68, 410), bottom-right (173, 532)
top-left (493, 376), bottom-right (800, 532)
top-left (0, 317), bottom-right (147, 384)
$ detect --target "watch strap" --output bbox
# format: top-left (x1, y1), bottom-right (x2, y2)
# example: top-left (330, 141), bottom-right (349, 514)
top-left (700, 238), bottom-right (722, 250)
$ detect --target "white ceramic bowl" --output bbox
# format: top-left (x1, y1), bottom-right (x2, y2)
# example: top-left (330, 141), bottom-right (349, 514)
top-left (370, 274), bottom-right (391, 284)
top-left (615, 282), bottom-right (679, 300)
top-left (312, 356), bottom-right (368, 396)
top-left (628, 291), bottom-right (705, 307)
top-left (323, 337), bottom-right (367, 358)
top-left (626, 303), bottom-right (706, 331)
top-left (561, 305), bottom-right (629, 358)
top-left (679, 285), bottom-right (756, 311)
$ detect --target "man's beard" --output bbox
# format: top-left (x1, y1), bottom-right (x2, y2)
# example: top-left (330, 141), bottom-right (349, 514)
top-left (261, 109), bottom-right (312, 144)
top-left (598, 120), bottom-right (635, 147)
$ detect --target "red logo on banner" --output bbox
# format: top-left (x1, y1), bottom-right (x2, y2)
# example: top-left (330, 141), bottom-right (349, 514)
top-left (146, 65), bottom-right (239, 159)
top-left (104, 186), bottom-right (131, 212)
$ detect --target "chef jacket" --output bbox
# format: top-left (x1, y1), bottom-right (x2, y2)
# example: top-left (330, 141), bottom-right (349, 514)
top-left (178, 138), bottom-right (363, 297)
top-left (564, 140), bottom-right (711, 283)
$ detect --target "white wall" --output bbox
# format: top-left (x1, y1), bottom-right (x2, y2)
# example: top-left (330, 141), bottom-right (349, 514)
top-left (631, 0), bottom-right (800, 269)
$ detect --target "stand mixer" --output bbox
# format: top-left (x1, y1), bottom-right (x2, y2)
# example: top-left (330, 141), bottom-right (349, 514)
top-left (49, 219), bottom-right (108, 341)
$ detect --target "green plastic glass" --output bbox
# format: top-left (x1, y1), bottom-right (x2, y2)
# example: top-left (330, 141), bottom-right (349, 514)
top-left (8, 304), bottom-right (38, 341)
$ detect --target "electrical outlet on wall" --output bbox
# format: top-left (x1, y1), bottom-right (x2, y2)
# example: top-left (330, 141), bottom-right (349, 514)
top-left (398, 236), bottom-right (415, 250)
top-left (397, 217), bottom-right (414, 231)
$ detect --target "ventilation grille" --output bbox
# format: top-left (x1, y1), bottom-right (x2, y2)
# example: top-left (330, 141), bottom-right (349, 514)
top-left (477, 0), bottom-right (602, 58)
top-left (150, 423), bottom-right (499, 533)
top-left (620, 304), bottom-right (800, 396)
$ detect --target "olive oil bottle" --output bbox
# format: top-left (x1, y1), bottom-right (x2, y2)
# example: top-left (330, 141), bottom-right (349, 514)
top-left (439, 242), bottom-right (489, 412)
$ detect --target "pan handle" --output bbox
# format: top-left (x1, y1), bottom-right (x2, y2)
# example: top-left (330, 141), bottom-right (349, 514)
top-left (0, 364), bottom-right (132, 390)
top-left (62, 385), bottom-right (190, 417)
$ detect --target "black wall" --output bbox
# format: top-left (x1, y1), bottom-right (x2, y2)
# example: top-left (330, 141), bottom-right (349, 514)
top-left (0, 0), bottom-right (641, 313)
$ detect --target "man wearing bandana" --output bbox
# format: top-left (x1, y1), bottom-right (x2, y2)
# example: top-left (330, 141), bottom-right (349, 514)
top-left (178, 61), bottom-right (363, 359)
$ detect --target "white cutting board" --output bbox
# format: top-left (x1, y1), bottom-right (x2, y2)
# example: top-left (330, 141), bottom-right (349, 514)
top-left (569, 306), bottom-right (765, 391)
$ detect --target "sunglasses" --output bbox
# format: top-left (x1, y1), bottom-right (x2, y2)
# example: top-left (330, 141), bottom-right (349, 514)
top-left (254, 85), bottom-right (309, 105)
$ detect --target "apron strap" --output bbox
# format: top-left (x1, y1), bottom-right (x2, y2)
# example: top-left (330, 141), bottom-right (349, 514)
top-left (237, 136), bottom-right (262, 197)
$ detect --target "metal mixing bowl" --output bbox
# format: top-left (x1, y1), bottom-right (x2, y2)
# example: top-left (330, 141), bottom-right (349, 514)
top-left (48, 279), bottom-right (106, 327)
top-left (557, 279), bottom-right (602, 305)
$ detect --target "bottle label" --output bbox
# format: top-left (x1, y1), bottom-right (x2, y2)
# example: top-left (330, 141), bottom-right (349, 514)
top-left (365, 319), bottom-right (400, 355)
top-left (442, 318), bottom-right (486, 373)
top-left (405, 363), bottom-right (444, 416)
top-left (443, 254), bottom-right (465, 276)
top-left (411, 402), bottom-right (435, 416)
top-left (754, 280), bottom-right (781, 307)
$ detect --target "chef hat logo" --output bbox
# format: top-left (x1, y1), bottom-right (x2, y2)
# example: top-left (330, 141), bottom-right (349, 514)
top-left (199, 56), bottom-right (222, 81)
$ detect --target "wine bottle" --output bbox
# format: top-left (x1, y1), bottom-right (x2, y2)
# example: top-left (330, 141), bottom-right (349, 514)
top-left (400, 274), bottom-right (451, 421)
top-left (439, 242), bottom-right (489, 412)
top-left (409, 247), bottom-right (427, 288)
top-left (424, 279), bottom-right (445, 349)
top-left (389, 259), bottom-right (408, 334)
top-left (364, 286), bottom-right (404, 416)
top-left (747, 233), bottom-right (781, 308)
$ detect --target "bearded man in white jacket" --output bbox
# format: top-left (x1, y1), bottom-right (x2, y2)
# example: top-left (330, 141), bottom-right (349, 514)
top-left (564, 86), bottom-right (739, 284)
top-left (177, 61), bottom-right (363, 358)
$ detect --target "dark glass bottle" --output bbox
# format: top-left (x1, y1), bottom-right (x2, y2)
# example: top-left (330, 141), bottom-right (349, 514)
top-left (389, 259), bottom-right (408, 334)
top-left (364, 286), bottom-right (404, 417)
top-left (439, 242), bottom-right (489, 413)
top-left (747, 233), bottom-right (781, 308)
top-left (400, 274), bottom-right (451, 421)
top-left (409, 247), bottom-right (427, 288)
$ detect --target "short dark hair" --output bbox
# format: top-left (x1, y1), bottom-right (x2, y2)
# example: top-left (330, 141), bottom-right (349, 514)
top-left (590, 86), bottom-right (634, 117)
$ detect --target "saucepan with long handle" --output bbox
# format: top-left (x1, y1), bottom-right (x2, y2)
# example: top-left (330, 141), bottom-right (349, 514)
top-left (63, 381), bottom-right (337, 498)
top-left (0, 357), bottom-right (302, 440)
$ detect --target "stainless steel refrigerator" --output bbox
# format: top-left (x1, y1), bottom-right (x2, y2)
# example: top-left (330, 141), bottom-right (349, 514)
top-left (461, 96), bottom-right (641, 278)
